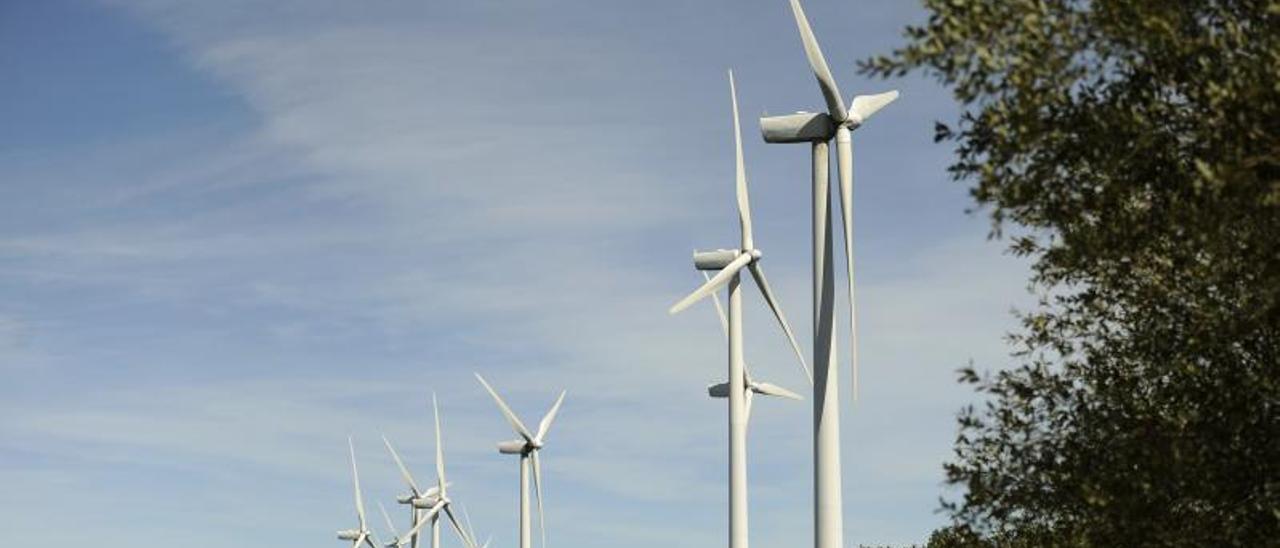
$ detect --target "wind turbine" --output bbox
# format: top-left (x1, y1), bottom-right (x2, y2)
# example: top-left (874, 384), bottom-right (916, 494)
top-left (383, 396), bottom-right (477, 548)
top-left (702, 271), bottom-right (805, 419)
top-left (667, 70), bottom-right (810, 548)
top-left (383, 436), bottom-right (444, 548)
top-left (336, 438), bottom-right (382, 548)
top-left (758, 2), bottom-right (899, 547)
top-left (474, 373), bottom-right (566, 548)
top-left (383, 437), bottom-right (443, 547)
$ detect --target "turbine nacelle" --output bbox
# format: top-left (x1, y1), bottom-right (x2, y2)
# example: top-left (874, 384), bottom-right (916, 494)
top-left (693, 249), bottom-right (741, 270)
top-left (411, 495), bottom-right (443, 509)
top-left (693, 248), bottom-right (761, 271)
top-left (496, 439), bottom-right (534, 454)
top-left (707, 380), bottom-right (805, 400)
top-left (337, 530), bottom-right (362, 541)
top-left (760, 111), bottom-right (835, 143)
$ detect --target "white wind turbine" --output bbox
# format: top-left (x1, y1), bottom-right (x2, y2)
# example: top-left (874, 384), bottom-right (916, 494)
top-left (336, 438), bottom-right (382, 548)
top-left (667, 70), bottom-right (810, 548)
top-left (758, 2), bottom-right (899, 547)
top-left (702, 271), bottom-right (805, 416)
top-left (383, 436), bottom-right (446, 548)
top-left (474, 373), bottom-right (566, 548)
top-left (383, 395), bottom-right (477, 548)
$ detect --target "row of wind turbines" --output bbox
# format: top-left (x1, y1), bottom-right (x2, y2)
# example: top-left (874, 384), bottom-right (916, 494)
top-left (336, 375), bottom-right (564, 548)
top-left (666, 1), bottom-right (898, 548)
top-left (334, 1), bottom-right (895, 547)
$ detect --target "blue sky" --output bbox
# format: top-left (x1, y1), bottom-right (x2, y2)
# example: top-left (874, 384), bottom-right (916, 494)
top-left (1, 1), bottom-right (1031, 546)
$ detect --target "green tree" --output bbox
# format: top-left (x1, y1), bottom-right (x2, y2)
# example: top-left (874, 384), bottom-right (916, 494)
top-left (861, 1), bottom-right (1280, 546)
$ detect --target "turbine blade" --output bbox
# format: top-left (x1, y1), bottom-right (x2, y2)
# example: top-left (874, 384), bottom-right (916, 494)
top-left (753, 381), bottom-right (805, 401)
top-left (669, 252), bottom-right (752, 315)
top-left (836, 137), bottom-right (859, 402)
top-left (444, 505), bottom-right (478, 548)
top-left (850, 90), bottom-right (899, 123)
top-left (378, 502), bottom-right (401, 541)
top-left (704, 271), bottom-right (730, 340)
top-left (382, 435), bottom-right (422, 496)
top-left (462, 505), bottom-right (478, 545)
top-left (747, 262), bottom-right (812, 384)
top-left (789, 0), bottom-right (847, 122)
top-left (433, 393), bottom-right (446, 495)
top-left (349, 437), bottom-right (367, 529)
top-left (475, 373), bottom-right (536, 443)
top-left (744, 385), bottom-right (754, 424)
top-left (532, 451), bottom-right (547, 548)
top-left (535, 390), bottom-right (566, 443)
top-left (729, 70), bottom-right (753, 250)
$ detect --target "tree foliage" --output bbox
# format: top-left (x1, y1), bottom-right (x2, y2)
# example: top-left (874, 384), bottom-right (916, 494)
top-left (861, 1), bottom-right (1280, 545)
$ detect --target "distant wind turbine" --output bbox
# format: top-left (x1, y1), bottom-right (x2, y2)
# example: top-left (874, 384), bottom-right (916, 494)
top-left (475, 373), bottom-right (566, 548)
top-left (668, 70), bottom-right (810, 548)
top-left (383, 436), bottom-right (442, 548)
top-left (383, 395), bottom-right (477, 548)
top-left (336, 438), bottom-right (382, 548)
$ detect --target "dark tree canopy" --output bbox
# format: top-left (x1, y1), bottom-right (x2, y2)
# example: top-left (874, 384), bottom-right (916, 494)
top-left (861, 1), bottom-right (1280, 546)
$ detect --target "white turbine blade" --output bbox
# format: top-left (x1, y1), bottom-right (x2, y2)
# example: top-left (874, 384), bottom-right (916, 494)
top-left (398, 502), bottom-right (444, 546)
top-left (747, 262), bottom-right (812, 384)
top-left (754, 381), bottom-right (805, 401)
top-left (836, 137), bottom-right (859, 402)
top-left (704, 273), bottom-right (730, 340)
top-left (433, 393), bottom-right (447, 495)
top-left (850, 90), bottom-right (899, 123)
top-left (444, 505), bottom-right (478, 548)
top-left (789, 0), bottom-right (847, 122)
top-left (462, 505), bottom-right (478, 546)
top-left (535, 390), bottom-right (566, 443)
top-left (382, 436), bottom-right (422, 496)
top-left (378, 502), bottom-right (402, 542)
top-left (475, 373), bottom-right (536, 443)
top-left (365, 534), bottom-right (382, 548)
top-left (669, 252), bottom-right (752, 315)
top-left (532, 451), bottom-right (547, 548)
top-left (744, 385), bottom-right (755, 424)
top-left (729, 70), bottom-right (753, 250)
top-left (349, 437), bottom-right (368, 529)
top-left (354, 532), bottom-right (367, 548)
